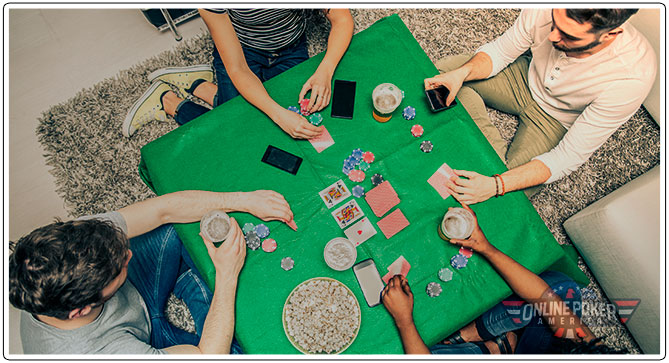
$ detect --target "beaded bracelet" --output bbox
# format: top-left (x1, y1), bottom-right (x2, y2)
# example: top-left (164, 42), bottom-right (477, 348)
top-left (494, 174), bottom-right (506, 196)
top-left (493, 175), bottom-right (500, 197)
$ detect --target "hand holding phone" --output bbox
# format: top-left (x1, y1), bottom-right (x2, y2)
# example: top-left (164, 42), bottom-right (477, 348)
top-left (425, 85), bottom-right (457, 112)
top-left (352, 259), bottom-right (385, 307)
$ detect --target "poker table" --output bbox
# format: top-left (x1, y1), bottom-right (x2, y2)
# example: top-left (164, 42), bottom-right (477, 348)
top-left (138, 15), bottom-right (585, 354)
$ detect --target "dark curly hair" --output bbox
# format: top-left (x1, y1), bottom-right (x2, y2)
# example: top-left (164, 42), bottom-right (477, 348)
top-left (566, 9), bottom-right (639, 34)
top-left (9, 219), bottom-right (129, 320)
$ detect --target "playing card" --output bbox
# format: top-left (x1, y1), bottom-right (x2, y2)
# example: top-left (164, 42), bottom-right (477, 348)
top-left (428, 163), bottom-right (457, 199)
top-left (331, 200), bottom-right (364, 229)
top-left (309, 126), bottom-right (334, 153)
top-left (376, 208), bottom-right (409, 239)
top-left (344, 217), bottom-right (377, 246)
top-left (319, 179), bottom-right (351, 208)
top-left (287, 219), bottom-right (298, 231)
top-left (364, 181), bottom-right (400, 217)
top-left (382, 256), bottom-right (411, 284)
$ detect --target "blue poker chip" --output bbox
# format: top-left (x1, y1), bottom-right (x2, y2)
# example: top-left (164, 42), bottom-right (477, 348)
top-left (345, 155), bottom-right (357, 165)
top-left (352, 185), bottom-right (365, 198)
top-left (450, 254), bottom-right (468, 270)
top-left (287, 105), bottom-right (300, 114)
top-left (342, 165), bottom-right (354, 175)
top-left (242, 223), bottom-right (255, 235)
top-left (351, 148), bottom-right (363, 160)
top-left (402, 106), bottom-right (416, 120)
top-left (254, 224), bottom-right (270, 239)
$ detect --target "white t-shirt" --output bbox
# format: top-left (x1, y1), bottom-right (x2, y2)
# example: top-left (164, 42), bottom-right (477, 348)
top-left (477, 9), bottom-right (656, 182)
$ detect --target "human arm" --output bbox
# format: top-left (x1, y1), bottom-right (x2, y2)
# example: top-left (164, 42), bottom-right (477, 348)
top-left (199, 10), bottom-right (322, 139)
top-left (298, 9), bottom-right (354, 113)
top-left (164, 218), bottom-right (246, 354)
top-left (381, 275), bottom-right (431, 354)
top-left (117, 190), bottom-right (293, 238)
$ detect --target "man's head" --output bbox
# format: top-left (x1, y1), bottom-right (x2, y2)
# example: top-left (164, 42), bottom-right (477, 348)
top-left (9, 219), bottom-right (130, 320)
top-left (550, 9), bottom-right (639, 54)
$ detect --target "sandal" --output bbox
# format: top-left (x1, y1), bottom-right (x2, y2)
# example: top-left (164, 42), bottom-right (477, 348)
top-left (493, 333), bottom-right (514, 354)
top-left (443, 330), bottom-right (466, 345)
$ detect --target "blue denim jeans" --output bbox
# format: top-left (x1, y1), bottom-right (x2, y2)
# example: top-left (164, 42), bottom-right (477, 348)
top-left (174, 34), bottom-right (309, 126)
top-left (430, 271), bottom-right (582, 354)
top-left (127, 224), bottom-right (243, 353)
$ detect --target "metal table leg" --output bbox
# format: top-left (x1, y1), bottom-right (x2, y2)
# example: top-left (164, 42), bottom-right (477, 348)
top-left (160, 9), bottom-right (182, 41)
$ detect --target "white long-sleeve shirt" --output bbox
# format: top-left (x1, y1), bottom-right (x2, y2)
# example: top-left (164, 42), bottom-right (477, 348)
top-left (477, 9), bottom-right (656, 183)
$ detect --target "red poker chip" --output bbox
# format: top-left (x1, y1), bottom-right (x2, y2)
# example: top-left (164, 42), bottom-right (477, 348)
top-left (411, 124), bottom-right (424, 138)
top-left (348, 169), bottom-right (366, 183)
top-left (362, 151), bottom-right (375, 164)
top-left (262, 238), bottom-right (277, 253)
top-left (459, 246), bottom-right (473, 258)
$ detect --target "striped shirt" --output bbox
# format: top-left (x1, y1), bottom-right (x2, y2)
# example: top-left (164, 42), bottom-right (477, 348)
top-left (204, 9), bottom-right (307, 52)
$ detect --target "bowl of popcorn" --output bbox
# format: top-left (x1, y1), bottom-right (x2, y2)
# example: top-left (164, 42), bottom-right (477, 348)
top-left (283, 277), bottom-right (361, 354)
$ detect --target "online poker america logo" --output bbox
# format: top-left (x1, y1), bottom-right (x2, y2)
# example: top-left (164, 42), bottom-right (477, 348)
top-left (501, 287), bottom-right (640, 338)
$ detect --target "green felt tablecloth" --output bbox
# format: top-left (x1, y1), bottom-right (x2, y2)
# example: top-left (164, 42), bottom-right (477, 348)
top-left (138, 15), bottom-right (579, 354)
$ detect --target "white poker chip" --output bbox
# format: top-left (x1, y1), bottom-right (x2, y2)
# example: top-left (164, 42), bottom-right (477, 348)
top-left (281, 257), bottom-right (295, 271)
top-left (426, 282), bottom-right (442, 297)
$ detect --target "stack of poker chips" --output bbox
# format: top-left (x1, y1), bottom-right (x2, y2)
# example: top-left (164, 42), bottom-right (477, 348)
top-left (402, 106), bottom-right (416, 120)
top-left (342, 148), bottom-right (374, 183)
top-left (299, 99), bottom-right (312, 116)
top-left (242, 222), bottom-right (269, 251)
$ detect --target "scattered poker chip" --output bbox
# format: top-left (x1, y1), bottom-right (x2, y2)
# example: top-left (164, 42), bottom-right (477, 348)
top-left (299, 99), bottom-right (311, 116)
top-left (352, 185), bottom-right (365, 198)
top-left (358, 161), bottom-right (370, 171)
top-left (351, 148), bottom-right (364, 161)
top-left (245, 231), bottom-right (261, 250)
top-left (242, 223), bottom-right (255, 235)
top-left (402, 106), bottom-right (416, 120)
top-left (426, 282), bottom-right (442, 297)
top-left (348, 169), bottom-right (366, 183)
top-left (459, 247), bottom-right (474, 258)
top-left (401, 90), bottom-right (405, 99)
top-left (262, 238), bottom-right (277, 253)
top-left (438, 268), bottom-right (454, 282)
top-left (450, 254), bottom-right (468, 269)
top-left (287, 105), bottom-right (300, 114)
top-left (309, 113), bottom-right (323, 126)
top-left (420, 140), bottom-right (434, 153)
top-left (371, 173), bottom-right (384, 186)
top-left (362, 151), bottom-right (375, 164)
top-left (281, 257), bottom-right (295, 271)
top-left (254, 224), bottom-right (270, 239)
top-left (411, 124), bottom-right (424, 138)
top-left (342, 165), bottom-right (354, 175)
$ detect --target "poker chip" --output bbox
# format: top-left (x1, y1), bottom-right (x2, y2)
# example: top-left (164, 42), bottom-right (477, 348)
top-left (254, 224), bottom-right (270, 239)
top-left (420, 140), bottom-right (434, 153)
top-left (262, 238), bottom-right (277, 253)
top-left (348, 169), bottom-right (366, 183)
top-left (345, 156), bottom-right (358, 167)
top-left (459, 247), bottom-right (474, 258)
top-left (245, 231), bottom-right (261, 250)
top-left (299, 99), bottom-right (311, 116)
top-left (358, 161), bottom-right (370, 171)
top-left (352, 185), bottom-right (365, 198)
top-left (450, 254), bottom-right (468, 269)
top-left (411, 124), bottom-right (424, 138)
top-left (287, 105), bottom-right (300, 114)
top-left (403, 106), bottom-right (416, 120)
top-left (362, 151), bottom-right (375, 164)
top-left (242, 223), bottom-right (255, 235)
top-left (438, 268), bottom-right (454, 282)
top-left (371, 173), bottom-right (384, 186)
top-left (342, 165), bottom-right (354, 175)
top-left (426, 282), bottom-right (442, 297)
top-left (309, 113), bottom-right (323, 126)
top-left (281, 257), bottom-right (295, 271)
top-left (351, 148), bottom-right (364, 160)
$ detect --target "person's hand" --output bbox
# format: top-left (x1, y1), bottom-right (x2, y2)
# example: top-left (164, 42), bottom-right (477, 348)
top-left (273, 108), bottom-right (324, 139)
top-left (423, 68), bottom-right (468, 107)
top-left (299, 68), bottom-right (332, 113)
top-left (381, 275), bottom-right (414, 327)
top-left (201, 217), bottom-right (246, 278)
top-left (241, 190), bottom-right (294, 224)
top-left (445, 169), bottom-right (497, 205)
top-left (447, 203), bottom-right (494, 255)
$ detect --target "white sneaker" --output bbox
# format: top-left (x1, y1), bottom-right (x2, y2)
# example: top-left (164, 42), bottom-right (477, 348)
top-left (148, 65), bottom-right (214, 96)
top-left (122, 82), bottom-right (171, 137)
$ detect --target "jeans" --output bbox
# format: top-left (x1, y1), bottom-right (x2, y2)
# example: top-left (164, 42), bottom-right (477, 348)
top-left (127, 224), bottom-right (243, 354)
top-left (430, 271), bottom-right (582, 354)
top-left (174, 34), bottom-right (309, 126)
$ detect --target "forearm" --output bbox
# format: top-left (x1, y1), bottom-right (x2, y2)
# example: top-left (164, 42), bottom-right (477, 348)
top-left (457, 52), bottom-right (494, 82)
top-left (228, 68), bottom-right (284, 120)
top-left (480, 245), bottom-right (551, 302)
top-left (317, 10), bottom-right (353, 76)
top-left (499, 159), bottom-right (552, 194)
top-left (197, 275), bottom-right (238, 354)
top-left (396, 321), bottom-right (431, 354)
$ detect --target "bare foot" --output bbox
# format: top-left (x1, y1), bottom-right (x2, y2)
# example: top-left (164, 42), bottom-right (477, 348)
top-left (483, 331), bottom-right (517, 354)
top-left (162, 91), bottom-right (184, 116)
top-left (441, 321), bottom-right (483, 344)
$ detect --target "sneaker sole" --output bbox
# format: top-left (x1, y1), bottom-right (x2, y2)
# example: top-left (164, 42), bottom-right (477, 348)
top-left (147, 65), bottom-right (214, 83)
top-left (122, 82), bottom-right (165, 137)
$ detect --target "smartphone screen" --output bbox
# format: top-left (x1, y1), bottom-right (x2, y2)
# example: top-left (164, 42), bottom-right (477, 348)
top-left (353, 259), bottom-right (385, 307)
top-left (426, 85), bottom-right (457, 112)
top-left (261, 145), bottom-right (302, 175)
top-left (331, 80), bottom-right (356, 119)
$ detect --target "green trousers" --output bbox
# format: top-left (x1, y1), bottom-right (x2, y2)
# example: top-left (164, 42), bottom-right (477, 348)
top-left (435, 55), bottom-right (567, 187)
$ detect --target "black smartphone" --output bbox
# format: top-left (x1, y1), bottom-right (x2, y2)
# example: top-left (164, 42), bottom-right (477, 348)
top-left (261, 145), bottom-right (302, 175)
top-left (352, 259), bottom-right (385, 307)
top-left (331, 80), bottom-right (356, 119)
top-left (425, 85), bottom-right (457, 112)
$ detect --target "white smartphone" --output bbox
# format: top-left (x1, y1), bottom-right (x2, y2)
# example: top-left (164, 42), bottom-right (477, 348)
top-left (352, 259), bottom-right (385, 307)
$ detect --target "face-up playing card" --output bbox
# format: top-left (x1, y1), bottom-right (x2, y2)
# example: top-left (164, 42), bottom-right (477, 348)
top-left (376, 208), bottom-right (409, 239)
top-left (382, 256), bottom-right (412, 284)
top-left (364, 181), bottom-right (400, 217)
top-left (319, 179), bottom-right (351, 209)
top-left (309, 126), bottom-right (334, 153)
top-left (331, 200), bottom-right (364, 229)
top-left (344, 217), bottom-right (377, 246)
top-left (427, 163), bottom-right (457, 199)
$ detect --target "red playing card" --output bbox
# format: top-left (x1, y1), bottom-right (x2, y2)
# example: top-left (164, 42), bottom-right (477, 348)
top-left (382, 256), bottom-right (411, 283)
top-left (376, 209), bottom-right (409, 239)
top-left (309, 126), bottom-right (334, 153)
top-left (287, 219), bottom-right (298, 231)
top-left (364, 181), bottom-right (400, 217)
top-left (427, 163), bottom-right (457, 199)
